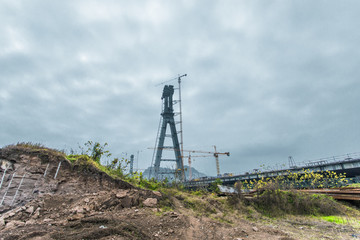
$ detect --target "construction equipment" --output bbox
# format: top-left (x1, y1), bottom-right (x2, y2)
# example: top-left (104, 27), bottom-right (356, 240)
top-left (150, 145), bottom-right (230, 179)
top-left (183, 146), bottom-right (230, 177)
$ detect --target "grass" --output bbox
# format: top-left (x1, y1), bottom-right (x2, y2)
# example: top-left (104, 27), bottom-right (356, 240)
top-left (67, 154), bottom-right (129, 180)
top-left (346, 183), bottom-right (360, 188)
top-left (319, 215), bottom-right (360, 226)
top-left (7, 142), bottom-right (66, 155)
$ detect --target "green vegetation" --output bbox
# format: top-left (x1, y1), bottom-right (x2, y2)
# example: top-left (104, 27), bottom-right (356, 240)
top-left (319, 215), bottom-right (360, 227)
top-left (243, 169), bottom-right (348, 191)
top-left (11, 142), bottom-right (66, 155)
top-left (6, 141), bottom-right (359, 228)
top-left (346, 183), bottom-right (360, 188)
top-left (66, 141), bottom-right (171, 191)
top-left (208, 178), bottom-right (222, 194)
top-left (63, 142), bottom-right (359, 222)
top-left (4, 142), bottom-right (67, 163)
top-left (227, 170), bottom-right (359, 218)
top-left (252, 189), bottom-right (344, 217)
top-left (14, 142), bottom-right (47, 149)
top-left (82, 141), bottom-right (112, 164)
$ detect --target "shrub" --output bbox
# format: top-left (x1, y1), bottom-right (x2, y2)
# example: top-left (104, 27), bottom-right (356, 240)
top-left (83, 141), bottom-right (111, 164)
top-left (250, 189), bottom-right (345, 217)
top-left (242, 169), bottom-right (348, 191)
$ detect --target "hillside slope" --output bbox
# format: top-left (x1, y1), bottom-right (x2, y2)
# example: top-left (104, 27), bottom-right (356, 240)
top-left (0, 145), bottom-right (358, 239)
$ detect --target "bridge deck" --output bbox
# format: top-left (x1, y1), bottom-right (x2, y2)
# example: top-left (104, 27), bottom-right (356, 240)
top-left (185, 157), bottom-right (360, 188)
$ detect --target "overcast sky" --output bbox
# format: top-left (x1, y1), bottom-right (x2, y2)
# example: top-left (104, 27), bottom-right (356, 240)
top-left (1, 0), bottom-right (359, 176)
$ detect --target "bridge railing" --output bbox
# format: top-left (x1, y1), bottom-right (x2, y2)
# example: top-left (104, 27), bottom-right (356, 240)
top-left (186, 152), bottom-right (360, 186)
top-left (226, 152), bottom-right (360, 177)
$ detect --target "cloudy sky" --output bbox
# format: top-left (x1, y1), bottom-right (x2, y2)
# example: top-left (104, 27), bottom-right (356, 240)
top-left (1, 0), bottom-right (359, 176)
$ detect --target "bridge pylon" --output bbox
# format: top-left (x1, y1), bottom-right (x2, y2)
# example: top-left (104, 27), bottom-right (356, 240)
top-left (152, 85), bottom-right (184, 181)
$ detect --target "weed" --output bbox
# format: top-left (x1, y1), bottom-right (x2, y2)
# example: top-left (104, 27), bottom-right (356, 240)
top-left (346, 183), bottom-right (360, 188)
top-left (319, 215), bottom-right (360, 226)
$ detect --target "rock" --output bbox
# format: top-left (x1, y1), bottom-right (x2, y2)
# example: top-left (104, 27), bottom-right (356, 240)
top-left (169, 212), bottom-right (179, 218)
top-left (153, 191), bottom-right (162, 197)
top-left (57, 220), bottom-right (68, 226)
top-left (252, 226), bottom-right (259, 232)
top-left (49, 213), bottom-right (60, 219)
top-left (72, 205), bottom-right (86, 214)
top-left (8, 212), bottom-right (16, 217)
top-left (5, 220), bottom-right (25, 229)
top-left (121, 196), bottom-right (132, 208)
top-left (143, 198), bottom-right (158, 207)
top-left (26, 219), bottom-right (36, 225)
top-left (68, 213), bottom-right (85, 221)
top-left (84, 205), bottom-right (90, 212)
top-left (33, 208), bottom-right (41, 219)
top-left (43, 218), bottom-right (53, 223)
top-left (26, 206), bottom-right (35, 215)
top-left (0, 217), bottom-right (5, 227)
top-left (116, 191), bottom-right (128, 199)
top-left (241, 230), bottom-right (248, 236)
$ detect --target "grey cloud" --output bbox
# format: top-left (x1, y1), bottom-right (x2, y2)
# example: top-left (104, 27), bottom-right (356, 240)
top-left (1, 0), bottom-right (359, 176)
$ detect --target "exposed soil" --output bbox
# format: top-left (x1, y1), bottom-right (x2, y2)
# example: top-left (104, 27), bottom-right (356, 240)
top-left (0, 145), bottom-right (359, 239)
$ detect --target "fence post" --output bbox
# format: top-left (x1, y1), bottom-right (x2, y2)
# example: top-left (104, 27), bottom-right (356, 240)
top-left (0, 167), bottom-right (8, 190)
top-left (11, 173), bottom-right (25, 206)
top-left (0, 172), bottom-right (16, 206)
top-left (54, 161), bottom-right (62, 179)
top-left (43, 163), bottom-right (50, 177)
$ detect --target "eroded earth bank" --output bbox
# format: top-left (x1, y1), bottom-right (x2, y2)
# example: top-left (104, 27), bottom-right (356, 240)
top-left (0, 145), bottom-right (358, 239)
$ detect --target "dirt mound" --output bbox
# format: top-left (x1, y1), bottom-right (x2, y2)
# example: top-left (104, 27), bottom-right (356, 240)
top-left (0, 145), bottom-right (164, 239)
top-left (0, 145), bottom-right (160, 211)
top-left (1, 145), bottom-right (357, 239)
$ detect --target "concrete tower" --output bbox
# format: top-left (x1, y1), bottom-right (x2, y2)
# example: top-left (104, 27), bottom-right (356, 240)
top-left (153, 85), bottom-right (184, 181)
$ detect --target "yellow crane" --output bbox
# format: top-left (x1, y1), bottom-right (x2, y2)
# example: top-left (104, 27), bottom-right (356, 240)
top-left (183, 146), bottom-right (230, 179)
top-left (149, 145), bottom-right (230, 179)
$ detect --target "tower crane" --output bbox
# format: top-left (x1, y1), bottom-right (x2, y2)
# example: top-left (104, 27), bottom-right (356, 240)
top-left (183, 146), bottom-right (230, 177)
top-left (149, 145), bottom-right (230, 179)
